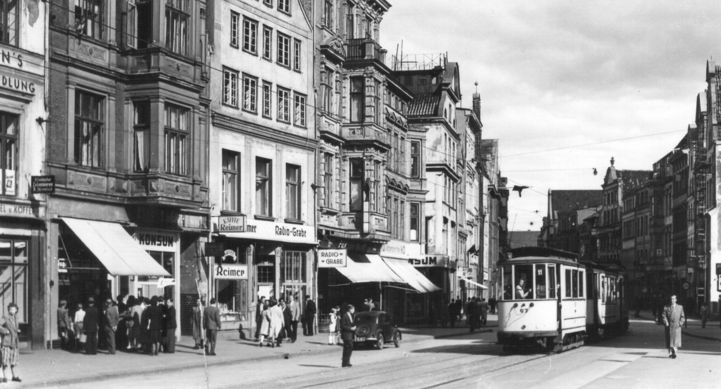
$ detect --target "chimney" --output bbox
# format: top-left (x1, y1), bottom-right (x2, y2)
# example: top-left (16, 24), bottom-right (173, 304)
top-left (472, 81), bottom-right (481, 120)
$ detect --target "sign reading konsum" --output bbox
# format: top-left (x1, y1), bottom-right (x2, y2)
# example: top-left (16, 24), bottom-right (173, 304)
top-left (380, 239), bottom-right (423, 260)
top-left (133, 230), bottom-right (179, 252)
top-left (318, 249), bottom-right (347, 268)
top-left (216, 218), bottom-right (316, 244)
top-left (215, 264), bottom-right (248, 280)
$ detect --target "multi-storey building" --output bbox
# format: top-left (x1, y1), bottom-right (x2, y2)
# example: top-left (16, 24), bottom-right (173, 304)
top-left (620, 180), bottom-right (652, 302)
top-left (207, 0), bottom-right (316, 335)
top-left (540, 189), bottom-right (602, 254)
top-left (480, 139), bottom-right (509, 300)
top-left (46, 0), bottom-right (211, 344)
top-left (0, 0), bottom-right (47, 348)
top-left (649, 152), bottom-right (674, 296)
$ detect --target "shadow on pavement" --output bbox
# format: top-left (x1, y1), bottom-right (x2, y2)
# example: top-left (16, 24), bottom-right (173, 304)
top-left (409, 341), bottom-right (506, 356)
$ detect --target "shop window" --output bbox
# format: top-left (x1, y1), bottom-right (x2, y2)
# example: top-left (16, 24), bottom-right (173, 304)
top-left (277, 32), bottom-right (290, 67)
top-left (242, 74), bottom-right (258, 113)
top-left (0, 0), bottom-right (18, 45)
top-left (257, 263), bottom-right (274, 284)
top-left (323, 153), bottom-right (334, 208)
top-left (409, 203), bottom-right (419, 241)
top-left (410, 141), bottom-right (420, 178)
top-left (502, 265), bottom-right (512, 300)
top-left (535, 264), bottom-right (546, 299)
top-left (222, 150), bottom-right (241, 212)
top-left (127, 0), bottom-right (152, 48)
top-left (222, 67), bottom-right (239, 108)
top-left (164, 104), bottom-right (189, 175)
top-left (141, 251), bottom-right (175, 299)
top-left (278, 0), bottom-right (290, 15)
top-left (255, 157), bottom-right (272, 217)
top-left (75, 0), bottom-right (103, 40)
top-left (293, 92), bottom-right (306, 127)
top-left (277, 87), bottom-right (290, 123)
top-left (0, 238), bottom-right (27, 323)
top-left (75, 91), bottom-right (104, 168)
top-left (281, 251), bottom-right (306, 283)
top-left (0, 112), bottom-right (18, 196)
top-left (548, 264), bottom-right (556, 298)
top-left (514, 264), bottom-right (533, 299)
top-left (349, 77), bottom-right (364, 123)
top-left (285, 164), bottom-right (301, 220)
top-left (165, 0), bottom-right (190, 56)
top-left (349, 158), bottom-right (363, 211)
top-left (262, 82), bottom-right (272, 118)
top-left (132, 101), bottom-right (150, 172)
top-left (242, 16), bottom-right (258, 55)
top-left (262, 25), bottom-right (272, 60)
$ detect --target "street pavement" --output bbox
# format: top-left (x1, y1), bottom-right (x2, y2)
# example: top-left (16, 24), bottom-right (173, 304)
top-left (16, 313), bottom-right (721, 388)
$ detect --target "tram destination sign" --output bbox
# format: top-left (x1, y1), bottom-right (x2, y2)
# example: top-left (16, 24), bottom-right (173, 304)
top-left (31, 175), bottom-right (55, 194)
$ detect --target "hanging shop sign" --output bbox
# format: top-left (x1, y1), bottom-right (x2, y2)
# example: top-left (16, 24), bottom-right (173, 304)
top-left (380, 239), bottom-right (423, 260)
top-left (318, 249), bottom-right (347, 268)
top-left (31, 175), bottom-right (55, 194)
top-left (214, 264), bottom-right (248, 280)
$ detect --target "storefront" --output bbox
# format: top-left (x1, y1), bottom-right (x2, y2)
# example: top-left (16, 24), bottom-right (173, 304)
top-left (408, 254), bottom-right (451, 326)
top-left (211, 216), bottom-right (316, 335)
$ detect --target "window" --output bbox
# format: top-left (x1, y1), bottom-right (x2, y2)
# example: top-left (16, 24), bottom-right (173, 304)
top-left (286, 164), bottom-right (301, 220)
top-left (579, 270), bottom-right (585, 298)
top-left (349, 158), bottom-right (363, 211)
top-left (75, 0), bottom-right (103, 40)
top-left (281, 251), bottom-right (306, 283)
top-left (262, 82), bottom-right (272, 118)
top-left (277, 32), bottom-right (290, 67)
top-left (0, 238), bottom-right (28, 324)
top-left (535, 264), bottom-right (546, 299)
top-left (374, 79), bottom-right (381, 124)
top-left (165, 0), bottom-right (190, 56)
top-left (293, 93), bottom-right (306, 127)
top-left (565, 269), bottom-right (572, 298)
top-left (278, 0), bottom-right (290, 14)
top-left (223, 68), bottom-right (239, 108)
top-left (372, 161), bottom-right (381, 212)
top-left (127, 0), bottom-right (152, 48)
top-left (74, 91), bottom-right (104, 168)
top-left (502, 265), bottom-right (512, 300)
top-left (320, 67), bottom-right (334, 113)
top-left (242, 17), bottom-right (258, 54)
top-left (222, 150), bottom-right (241, 212)
top-left (571, 269), bottom-right (579, 298)
top-left (263, 0), bottom-right (273, 7)
top-left (293, 39), bottom-right (301, 72)
top-left (548, 265), bottom-right (556, 298)
top-left (229, 11), bottom-right (239, 48)
top-left (350, 77), bottom-right (364, 122)
top-left (0, 0), bottom-right (18, 45)
top-left (132, 101), bottom-right (150, 172)
top-left (0, 113), bottom-right (18, 196)
top-left (409, 203), bottom-right (419, 241)
top-left (410, 141), bottom-right (420, 178)
top-left (277, 87), bottom-right (290, 123)
top-left (322, 0), bottom-right (333, 28)
top-left (255, 157), bottom-right (272, 216)
top-left (262, 25), bottom-right (272, 60)
top-left (514, 264), bottom-right (533, 299)
top-left (323, 153), bottom-right (334, 208)
top-left (164, 104), bottom-right (189, 175)
top-left (242, 75), bottom-right (258, 113)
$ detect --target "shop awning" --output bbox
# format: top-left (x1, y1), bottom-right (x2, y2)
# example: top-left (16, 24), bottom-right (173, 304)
top-left (382, 257), bottom-right (441, 293)
top-left (61, 218), bottom-right (171, 277)
top-left (335, 254), bottom-right (404, 284)
top-left (458, 275), bottom-right (488, 290)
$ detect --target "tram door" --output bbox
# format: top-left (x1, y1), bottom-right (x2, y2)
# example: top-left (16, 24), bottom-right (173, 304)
top-left (560, 265), bottom-right (586, 335)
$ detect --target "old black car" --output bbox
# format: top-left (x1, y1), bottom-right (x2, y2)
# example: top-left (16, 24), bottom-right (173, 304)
top-left (353, 311), bottom-right (401, 349)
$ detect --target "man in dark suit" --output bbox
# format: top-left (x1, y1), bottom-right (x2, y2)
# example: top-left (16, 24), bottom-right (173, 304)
top-left (340, 304), bottom-right (357, 368)
top-left (102, 298), bottom-right (120, 354)
top-left (164, 298), bottom-right (177, 353)
top-left (83, 297), bottom-right (99, 355)
top-left (303, 297), bottom-right (317, 336)
top-left (203, 298), bottom-right (221, 355)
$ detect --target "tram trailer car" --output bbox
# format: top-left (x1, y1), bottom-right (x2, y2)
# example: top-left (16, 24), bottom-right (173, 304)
top-left (496, 247), bottom-right (628, 352)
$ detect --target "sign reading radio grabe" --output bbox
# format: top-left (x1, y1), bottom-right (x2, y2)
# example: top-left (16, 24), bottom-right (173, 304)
top-left (31, 175), bottom-right (55, 194)
top-left (215, 264), bottom-right (248, 280)
top-left (318, 249), bottom-right (347, 268)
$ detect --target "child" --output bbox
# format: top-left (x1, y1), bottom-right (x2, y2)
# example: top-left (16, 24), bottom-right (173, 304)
top-left (328, 306), bottom-right (339, 345)
top-left (0, 303), bottom-right (21, 382)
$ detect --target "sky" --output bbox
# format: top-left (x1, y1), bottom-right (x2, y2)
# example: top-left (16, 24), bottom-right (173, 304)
top-left (380, 0), bottom-right (721, 232)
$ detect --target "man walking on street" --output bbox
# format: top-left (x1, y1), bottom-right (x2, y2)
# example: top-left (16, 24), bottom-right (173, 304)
top-left (289, 294), bottom-right (301, 342)
top-left (303, 296), bottom-right (317, 336)
top-left (192, 298), bottom-right (205, 350)
top-left (254, 296), bottom-right (266, 341)
top-left (340, 304), bottom-right (357, 368)
top-left (662, 294), bottom-right (685, 359)
top-left (204, 298), bottom-right (221, 355)
top-left (103, 298), bottom-right (119, 354)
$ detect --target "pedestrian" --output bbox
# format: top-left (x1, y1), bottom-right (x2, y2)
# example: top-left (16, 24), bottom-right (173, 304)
top-left (447, 300), bottom-right (457, 328)
top-left (129, 297), bottom-right (146, 352)
top-left (480, 298), bottom-right (489, 327)
top-left (489, 297), bottom-right (497, 314)
top-left (662, 294), bottom-right (685, 359)
top-left (268, 298), bottom-right (285, 347)
top-left (340, 304), bottom-right (357, 368)
top-left (254, 296), bottom-right (266, 341)
top-left (282, 299), bottom-right (292, 343)
top-left (258, 300), bottom-right (270, 347)
top-left (164, 298), bottom-right (177, 353)
top-left (57, 300), bottom-right (73, 351)
top-left (328, 306), bottom-right (339, 345)
top-left (191, 298), bottom-right (205, 350)
top-left (203, 298), bottom-right (221, 355)
top-left (83, 297), bottom-right (99, 355)
top-left (289, 294), bottom-right (301, 342)
top-left (0, 303), bottom-right (21, 383)
top-left (103, 298), bottom-right (120, 354)
top-left (115, 296), bottom-right (129, 350)
top-left (303, 296), bottom-right (317, 336)
top-left (143, 296), bottom-right (163, 356)
top-left (73, 302), bottom-right (85, 353)
top-left (700, 303), bottom-right (709, 329)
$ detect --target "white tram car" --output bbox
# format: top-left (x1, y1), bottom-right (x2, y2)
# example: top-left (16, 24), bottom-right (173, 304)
top-left (496, 247), bottom-right (628, 351)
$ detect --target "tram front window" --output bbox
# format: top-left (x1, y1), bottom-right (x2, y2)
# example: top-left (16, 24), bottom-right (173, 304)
top-left (514, 265), bottom-right (533, 299)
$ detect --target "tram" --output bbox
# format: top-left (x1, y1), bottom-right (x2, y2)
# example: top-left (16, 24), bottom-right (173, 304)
top-left (496, 247), bottom-right (628, 352)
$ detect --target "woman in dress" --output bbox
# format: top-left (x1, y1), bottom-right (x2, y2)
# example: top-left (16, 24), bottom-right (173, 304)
top-left (143, 296), bottom-right (163, 356)
top-left (257, 299), bottom-right (270, 347)
top-left (268, 298), bottom-right (285, 347)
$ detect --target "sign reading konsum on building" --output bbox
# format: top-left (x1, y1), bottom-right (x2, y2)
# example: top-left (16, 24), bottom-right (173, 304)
top-left (216, 218), bottom-right (316, 244)
top-left (380, 239), bottom-right (423, 260)
top-left (133, 230), bottom-right (179, 252)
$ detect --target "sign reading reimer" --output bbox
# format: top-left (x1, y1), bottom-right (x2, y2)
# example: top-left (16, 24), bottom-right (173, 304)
top-left (215, 264), bottom-right (248, 280)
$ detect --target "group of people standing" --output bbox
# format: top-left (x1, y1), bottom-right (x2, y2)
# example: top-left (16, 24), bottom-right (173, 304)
top-left (253, 295), bottom-right (316, 348)
top-left (447, 297), bottom-right (489, 331)
top-left (57, 295), bottom-right (177, 356)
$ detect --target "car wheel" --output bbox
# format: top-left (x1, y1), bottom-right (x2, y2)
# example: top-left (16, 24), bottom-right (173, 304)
top-left (393, 331), bottom-right (401, 348)
top-left (376, 333), bottom-right (384, 350)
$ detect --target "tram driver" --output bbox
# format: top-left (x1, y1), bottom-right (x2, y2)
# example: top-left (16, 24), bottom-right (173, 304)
top-left (515, 279), bottom-right (530, 299)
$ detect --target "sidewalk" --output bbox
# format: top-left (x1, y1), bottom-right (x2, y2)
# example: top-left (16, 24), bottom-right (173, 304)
top-left (633, 310), bottom-right (721, 342)
top-left (21, 325), bottom-right (479, 388)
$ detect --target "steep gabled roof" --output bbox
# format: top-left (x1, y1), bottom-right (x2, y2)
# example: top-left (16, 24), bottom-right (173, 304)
top-left (408, 94), bottom-right (440, 117)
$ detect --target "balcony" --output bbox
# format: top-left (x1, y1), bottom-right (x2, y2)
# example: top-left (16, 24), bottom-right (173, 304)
top-left (341, 124), bottom-right (390, 147)
top-left (346, 38), bottom-right (387, 63)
